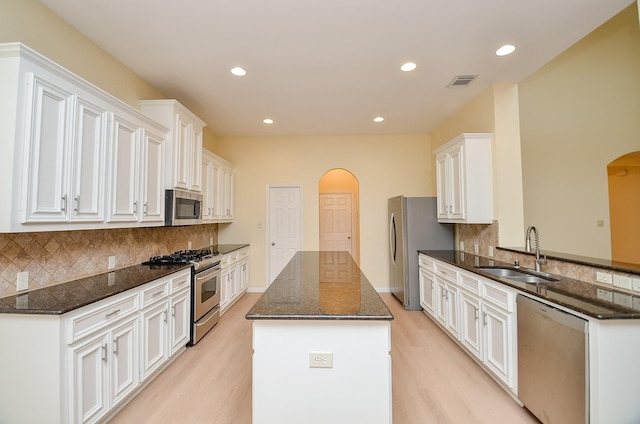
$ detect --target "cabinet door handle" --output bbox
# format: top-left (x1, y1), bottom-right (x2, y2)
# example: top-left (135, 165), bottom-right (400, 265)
top-left (483, 311), bottom-right (487, 326)
top-left (101, 343), bottom-right (108, 363)
top-left (105, 309), bottom-right (120, 319)
top-left (474, 307), bottom-right (479, 320)
top-left (152, 290), bottom-right (164, 297)
top-left (143, 202), bottom-right (148, 214)
top-left (163, 309), bottom-right (168, 323)
top-left (172, 305), bottom-right (176, 317)
top-left (61, 195), bottom-right (67, 212)
top-left (74, 196), bottom-right (79, 212)
top-left (133, 201), bottom-right (138, 214)
top-left (113, 338), bottom-right (118, 355)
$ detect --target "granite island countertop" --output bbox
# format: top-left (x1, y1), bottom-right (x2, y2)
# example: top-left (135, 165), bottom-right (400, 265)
top-left (246, 251), bottom-right (393, 320)
top-left (419, 250), bottom-right (640, 320)
top-left (0, 243), bottom-right (250, 315)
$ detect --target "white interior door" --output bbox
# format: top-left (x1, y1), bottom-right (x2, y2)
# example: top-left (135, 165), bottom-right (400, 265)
top-left (319, 193), bottom-right (352, 254)
top-left (267, 186), bottom-right (303, 285)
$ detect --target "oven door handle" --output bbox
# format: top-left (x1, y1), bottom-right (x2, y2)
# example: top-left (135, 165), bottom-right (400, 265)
top-left (196, 266), bottom-right (221, 281)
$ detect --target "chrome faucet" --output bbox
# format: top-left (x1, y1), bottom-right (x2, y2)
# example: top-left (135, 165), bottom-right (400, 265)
top-left (525, 225), bottom-right (547, 272)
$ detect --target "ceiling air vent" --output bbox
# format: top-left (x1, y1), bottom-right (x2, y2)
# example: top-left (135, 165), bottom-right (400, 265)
top-left (447, 75), bottom-right (478, 88)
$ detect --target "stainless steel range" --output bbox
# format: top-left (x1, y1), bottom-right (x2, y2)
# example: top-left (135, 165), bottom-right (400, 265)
top-left (144, 248), bottom-right (221, 345)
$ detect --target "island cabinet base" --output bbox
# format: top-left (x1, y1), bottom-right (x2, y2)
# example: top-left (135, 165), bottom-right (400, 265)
top-left (252, 320), bottom-right (392, 424)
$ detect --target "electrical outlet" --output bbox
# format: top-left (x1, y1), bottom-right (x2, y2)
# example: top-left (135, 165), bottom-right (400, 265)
top-left (596, 272), bottom-right (612, 285)
top-left (108, 256), bottom-right (116, 270)
top-left (209, 237), bottom-right (214, 246)
top-left (188, 241), bottom-right (192, 250)
top-left (473, 242), bottom-right (479, 254)
top-left (613, 275), bottom-right (632, 290)
top-left (632, 278), bottom-right (640, 293)
top-left (309, 352), bottom-right (333, 368)
top-left (488, 246), bottom-right (494, 257)
top-left (16, 272), bottom-right (29, 291)
top-left (459, 241), bottom-right (465, 251)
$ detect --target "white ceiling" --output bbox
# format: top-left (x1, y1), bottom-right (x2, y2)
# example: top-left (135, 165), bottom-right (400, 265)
top-left (39, 0), bottom-right (634, 137)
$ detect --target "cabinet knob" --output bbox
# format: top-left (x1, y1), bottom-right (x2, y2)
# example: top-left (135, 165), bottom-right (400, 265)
top-left (271, 242), bottom-right (275, 246)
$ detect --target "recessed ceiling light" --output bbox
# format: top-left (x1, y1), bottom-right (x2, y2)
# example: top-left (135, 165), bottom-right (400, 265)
top-left (496, 45), bottom-right (516, 56)
top-left (373, 116), bottom-right (384, 123)
top-left (400, 62), bottom-right (417, 72)
top-left (263, 118), bottom-right (274, 124)
top-left (231, 67), bottom-right (247, 76)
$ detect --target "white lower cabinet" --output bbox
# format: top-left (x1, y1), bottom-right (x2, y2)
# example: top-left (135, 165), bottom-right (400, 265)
top-left (434, 277), bottom-right (460, 339)
top-left (63, 268), bottom-right (191, 424)
top-left (71, 316), bottom-right (138, 423)
top-left (419, 254), bottom-right (516, 392)
top-left (220, 247), bottom-right (250, 313)
top-left (419, 264), bottom-right (436, 316)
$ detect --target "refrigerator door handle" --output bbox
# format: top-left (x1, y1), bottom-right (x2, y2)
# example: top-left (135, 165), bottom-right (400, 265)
top-left (389, 213), bottom-right (397, 264)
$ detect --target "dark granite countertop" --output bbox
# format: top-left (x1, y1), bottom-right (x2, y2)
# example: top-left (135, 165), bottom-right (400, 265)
top-left (419, 250), bottom-right (640, 320)
top-left (0, 243), bottom-right (250, 316)
top-left (246, 251), bottom-right (393, 320)
top-left (0, 263), bottom-right (191, 315)
top-left (216, 243), bottom-right (249, 255)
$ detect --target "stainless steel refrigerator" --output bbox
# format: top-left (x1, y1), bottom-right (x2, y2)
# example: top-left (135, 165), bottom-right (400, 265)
top-left (389, 196), bottom-right (454, 310)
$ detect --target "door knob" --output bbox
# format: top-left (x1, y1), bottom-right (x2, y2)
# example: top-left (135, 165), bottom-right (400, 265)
top-left (271, 242), bottom-right (275, 246)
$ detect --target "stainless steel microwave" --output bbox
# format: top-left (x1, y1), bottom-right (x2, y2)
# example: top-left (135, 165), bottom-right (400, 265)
top-left (165, 189), bottom-right (203, 226)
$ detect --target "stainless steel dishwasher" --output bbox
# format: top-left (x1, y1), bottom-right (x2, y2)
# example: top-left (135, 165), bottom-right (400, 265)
top-left (517, 295), bottom-right (589, 424)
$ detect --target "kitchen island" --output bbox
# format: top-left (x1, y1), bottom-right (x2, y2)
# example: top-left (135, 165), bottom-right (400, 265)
top-left (246, 251), bottom-right (393, 424)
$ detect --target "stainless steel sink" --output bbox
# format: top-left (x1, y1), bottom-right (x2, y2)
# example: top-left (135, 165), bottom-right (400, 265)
top-left (476, 267), bottom-right (559, 284)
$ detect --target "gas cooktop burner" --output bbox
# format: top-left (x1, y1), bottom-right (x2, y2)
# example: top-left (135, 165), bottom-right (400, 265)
top-left (143, 248), bottom-right (220, 268)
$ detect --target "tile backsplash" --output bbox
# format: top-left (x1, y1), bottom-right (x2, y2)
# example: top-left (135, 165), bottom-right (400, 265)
top-left (0, 225), bottom-right (217, 298)
top-left (458, 221), bottom-right (637, 291)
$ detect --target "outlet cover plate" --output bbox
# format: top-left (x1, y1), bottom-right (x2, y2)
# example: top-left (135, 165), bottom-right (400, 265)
top-left (309, 352), bottom-right (333, 368)
top-left (613, 275), bottom-right (632, 290)
top-left (16, 272), bottom-right (29, 291)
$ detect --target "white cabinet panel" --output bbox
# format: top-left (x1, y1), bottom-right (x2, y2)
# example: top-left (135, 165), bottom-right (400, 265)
top-left (140, 129), bottom-right (164, 222)
top-left (202, 148), bottom-right (235, 222)
top-left (140, 99), bottom-right (205, 193)
top-left (71, 98), bottom-right (107, 222)
top-left (23, 75), bottom-right (72, 223)
top-left (140, 301), bottom-right (168, 381)
top-left (108, 116), bottom-right (139, 222)
top-left (434, 133), bottom-right (493, 224)
top-left (70, 333), bottom-right (109, 424)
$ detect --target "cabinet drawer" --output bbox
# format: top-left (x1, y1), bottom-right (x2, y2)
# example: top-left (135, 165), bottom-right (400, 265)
top-left (141, 280), bottom-right (170, 308)
top-left (434, 262), bottom-right (458, 283)
top-left (459, 271), bottom-right (482, 295)
top-left (170, 271), bottom-right (191, 294)
top-left (237, 247), bottom-right (249, 260)
top-left (482, 280), bottom-right (515, 311)
top-left (221, 251), bottom-right (240, 267)
top-left (419, 254), bottom-right (434, 271)
top-left (67, 292), bottom-right (138, 344)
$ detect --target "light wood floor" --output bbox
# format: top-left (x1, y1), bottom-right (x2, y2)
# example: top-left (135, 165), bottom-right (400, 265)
top-left (110, 293), bottom-right (539, 424)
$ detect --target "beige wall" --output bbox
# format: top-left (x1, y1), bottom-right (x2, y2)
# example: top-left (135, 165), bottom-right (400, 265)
top-left (217, 134), bottom-right (432, 289)
top-left (431, 84), bottom-right (525, 248)
top-left (519, 3), bottom-right (640, 260)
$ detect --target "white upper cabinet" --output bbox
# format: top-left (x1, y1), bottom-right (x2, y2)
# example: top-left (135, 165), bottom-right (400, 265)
top-left (202, 148), bottom-right (235, 223)
top-left (434, 133), bottom-right (493, 224)
top-left (0, 43), bottom-right (167, 232)
top-left (140, 100), bottom-right (205, 193)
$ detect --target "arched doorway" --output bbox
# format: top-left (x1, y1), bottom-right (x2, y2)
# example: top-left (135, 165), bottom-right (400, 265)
top-left (318, 169), bottom-right (360, 264)
top-left (608, 151), bottom-right (640, 264)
